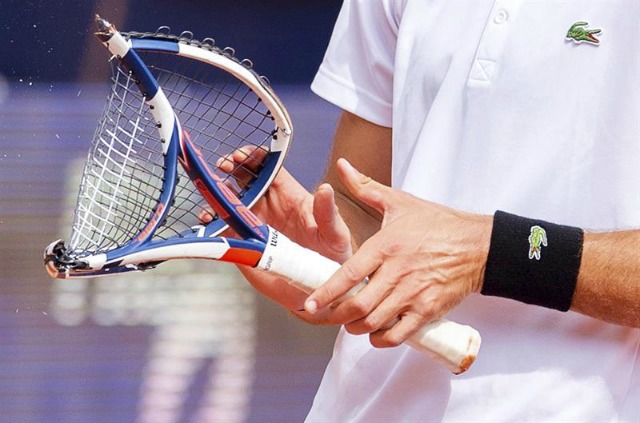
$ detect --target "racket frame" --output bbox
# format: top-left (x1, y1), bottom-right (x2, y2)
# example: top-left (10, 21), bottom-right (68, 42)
top-left (45, 17), bottom-right (291, 278)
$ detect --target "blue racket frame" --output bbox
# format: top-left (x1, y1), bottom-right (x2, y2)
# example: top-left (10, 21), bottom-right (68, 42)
top-left (45, 18), bottom-right (287, 278)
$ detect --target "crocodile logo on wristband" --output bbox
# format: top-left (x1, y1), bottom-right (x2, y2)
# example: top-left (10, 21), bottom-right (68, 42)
top-left (528, 225), bottom-right (548, 260)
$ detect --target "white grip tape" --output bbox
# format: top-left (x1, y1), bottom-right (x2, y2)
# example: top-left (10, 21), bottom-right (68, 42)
top-left (257, 227), bottom-right (481, 374)
top-left (257, 228), bottom-right (341, 293)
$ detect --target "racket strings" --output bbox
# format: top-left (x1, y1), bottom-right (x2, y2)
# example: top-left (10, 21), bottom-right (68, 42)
top-left (155, 57), bottom-right (275, 228)
top-left (69, 66), bottom-right (188, 255)
top-left (144, 52), bottom-right (274, 194)
top-left (104, 71), bottom-right (168, 240)
top-left (68, 44), bottom-right (281, 257)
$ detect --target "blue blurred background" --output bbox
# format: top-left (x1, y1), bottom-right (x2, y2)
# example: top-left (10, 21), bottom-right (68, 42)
top-left (0, 1), bottom-right (343, 422)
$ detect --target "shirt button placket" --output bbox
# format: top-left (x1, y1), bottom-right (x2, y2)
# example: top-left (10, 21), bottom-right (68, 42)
top-left (467, 2), bottom-right (520, 85)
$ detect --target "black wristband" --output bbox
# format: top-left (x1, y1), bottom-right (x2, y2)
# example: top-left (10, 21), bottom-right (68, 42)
top-left (481, 211), bottom-right (584, 311)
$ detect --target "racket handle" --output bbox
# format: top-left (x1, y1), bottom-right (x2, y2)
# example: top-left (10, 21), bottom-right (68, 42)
top-left (257, 228), bottom-right (481, 374)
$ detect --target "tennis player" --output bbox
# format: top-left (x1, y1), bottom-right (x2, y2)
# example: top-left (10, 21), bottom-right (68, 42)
top-left (240, 1), bottom-right (639, 421)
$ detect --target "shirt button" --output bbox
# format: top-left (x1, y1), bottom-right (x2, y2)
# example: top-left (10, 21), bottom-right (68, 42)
top-left (494, 9), bottom-right (508, 24)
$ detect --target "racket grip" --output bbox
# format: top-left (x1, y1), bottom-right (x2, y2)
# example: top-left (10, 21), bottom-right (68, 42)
top-left (257, 228), bottom-right (481, 374)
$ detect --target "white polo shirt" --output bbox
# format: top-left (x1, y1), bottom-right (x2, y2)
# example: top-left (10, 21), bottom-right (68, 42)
top-left (308, 1), bottom-right (639, 421)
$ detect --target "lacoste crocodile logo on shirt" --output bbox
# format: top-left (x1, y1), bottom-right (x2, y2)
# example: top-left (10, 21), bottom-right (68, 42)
top-left (566, 21), bottom-right (602, 45)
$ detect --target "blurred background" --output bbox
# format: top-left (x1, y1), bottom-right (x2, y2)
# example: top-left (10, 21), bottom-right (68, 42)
top-left (0, 1), bottom-right (343, 422)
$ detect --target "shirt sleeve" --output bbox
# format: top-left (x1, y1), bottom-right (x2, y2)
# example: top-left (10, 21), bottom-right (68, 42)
top-left (311, 0), bottom-right (404, 128)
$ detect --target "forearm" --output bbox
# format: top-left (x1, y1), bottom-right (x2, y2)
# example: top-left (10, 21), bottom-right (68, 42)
top-left (572, 230), bottom-right (640, 327)
top-left (333, 190), bottom-right (381, 251)
top-left (323, 111), bottom-right (391, 249)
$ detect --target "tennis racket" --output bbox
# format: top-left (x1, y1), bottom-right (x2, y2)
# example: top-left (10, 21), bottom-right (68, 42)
top-left (43, 16), bottom-right (481, 374)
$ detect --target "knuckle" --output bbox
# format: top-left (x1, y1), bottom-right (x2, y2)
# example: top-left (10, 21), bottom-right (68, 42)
top-left (419, 297), bottom-right (444, 321)
top-left (369, 334), bottom-right (385, 348)
top-left (318, 284), bottom-right (345, 305)
top-left (382, 332), bottom-right (404, 348)
top-left (346, 298), bottom-right (371, 318)
top-left (318, 287), bottom-right (337, 302)
top-left (344, 323), bottom-right (364, 335)
top-left (381, 242), bottom-right (402, 257)
top-left (361, 315), bottom-right (382, 332)
top-left (370, 332), bottom-right (403, 349)
top-left (341, 263), bottom-right (362, 284)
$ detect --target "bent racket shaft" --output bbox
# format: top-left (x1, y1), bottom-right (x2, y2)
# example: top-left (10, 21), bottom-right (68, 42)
top-left (257, 229), bottom-right (481, 374)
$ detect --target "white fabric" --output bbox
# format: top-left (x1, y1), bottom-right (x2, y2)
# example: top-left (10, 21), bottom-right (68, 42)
top-left (309, 0), bottom-right (640, 422)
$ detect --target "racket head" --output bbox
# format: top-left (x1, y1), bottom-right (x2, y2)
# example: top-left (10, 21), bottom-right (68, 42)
top-left (45, 19), bottom-right (292, 278)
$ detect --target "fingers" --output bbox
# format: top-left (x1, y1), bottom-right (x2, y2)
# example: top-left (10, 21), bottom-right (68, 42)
top-left (336, 158), bottom-right (392, 215)
top-left (289, 308), bottom-right (334, 326)
top-left (199, 147), bottom-right (258, 224)
top-left (236, 260), bottom-right (338, 327)
top-left (236, 265), bottom-right (310, 312)
top-left (313, 184), bottom-right (338, 230)
top-left (339, 259), bottom-right (407, 333)
top-left (314, 256), bottom-right (401, 328)
top-left (216, 145), bottom-right (268, 173)
top-left (302, 160), bottom-right (395, 313)
top-left (369, 313), bottom-right (424, 348)
top-left (313, 184), bottom-right (353, 262)
top-left (216, 145), bottom-right (269, 189)
top-left (304, 238), bottom-right (383, 314)
top-left (302, 166), bottom-right (390, 314)
top-left (198, 208), bottom-right (215, 224)
top-left (303, 251), bottom-right (447, 349)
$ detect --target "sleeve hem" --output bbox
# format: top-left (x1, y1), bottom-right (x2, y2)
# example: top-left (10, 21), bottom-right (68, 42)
top-left (311, 67), bottom-right (393, 128)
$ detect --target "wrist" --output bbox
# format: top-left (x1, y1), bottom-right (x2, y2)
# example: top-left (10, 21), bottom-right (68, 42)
top-left (471, 214), bottom-right (493, 294)
top-left (481, 211), bottom-right (584, 311)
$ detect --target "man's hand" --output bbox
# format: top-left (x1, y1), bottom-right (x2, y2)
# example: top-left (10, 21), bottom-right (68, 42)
top-left (304, 159), bottom-right (493, 347)
top-left (215, 147), bottom-right (353, 314)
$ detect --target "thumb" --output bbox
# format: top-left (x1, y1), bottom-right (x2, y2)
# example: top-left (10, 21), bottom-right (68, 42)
top-left (337, 158), bottom-right (393, 215)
